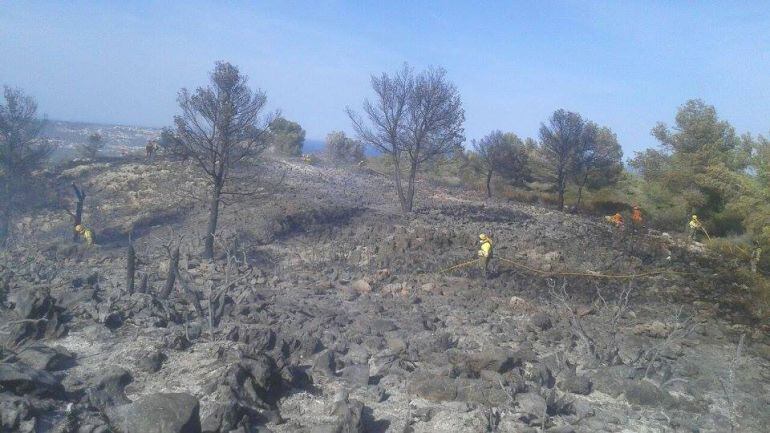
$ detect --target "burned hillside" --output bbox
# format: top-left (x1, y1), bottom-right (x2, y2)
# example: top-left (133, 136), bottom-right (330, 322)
top-left (1, 154), bottom-right (769, 433)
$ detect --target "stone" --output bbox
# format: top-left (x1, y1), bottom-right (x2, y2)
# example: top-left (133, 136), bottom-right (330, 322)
top-left (371, 319), bottom-right (398, 333)
top-left (0, 362), bottom-right (64, 398)
top-left (466, 348), bottom-right (517, 374)
top-left (312, 350), bottom-right (337, 378)
top-left (624, 380), bottom-right (670, 407)
top-left (509, 296), bottom-right (537, 314)
top-left (515, 392), bottom-right (547, 417)
top-left (632, 321), bottom-right (673, 338)
top-left (530, 312), bottom-right (552, 331)
top-left (350, 279), bottom-right (371, 294)
top-left (106, 393), bottom-right (201, 433)
top-left (87, 366), bottom-right (133, 409)
top-left (557, 373), bottom-right (592, 395)
top-left (339, 364), bottom-right (369, 387)
top-left (0, 393), bottom-right (33, 432)
top-left (137, 350), bottom-right (166, 373)
top-left (407, 374), bottom-right (457, 402)
top-left (13, 344), bottom-right (74, 371)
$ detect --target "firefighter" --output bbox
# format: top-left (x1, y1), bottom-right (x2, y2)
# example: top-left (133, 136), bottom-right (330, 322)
top-left (631, 205), bottom-right (643, 229)
top-left (688, 215), bottom-right (702, 240)
top-left (74, 224), bottom-right (95, 245)
top-left (478, 234), bottom-right (493, 277)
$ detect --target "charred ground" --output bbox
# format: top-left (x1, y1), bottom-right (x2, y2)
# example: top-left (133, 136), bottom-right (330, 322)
top-left (1, 156), bottom-right (769, 433)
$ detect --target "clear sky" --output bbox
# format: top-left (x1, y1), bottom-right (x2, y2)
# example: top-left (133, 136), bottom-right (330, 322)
top-left (2, 1), bottom-right (769, 156)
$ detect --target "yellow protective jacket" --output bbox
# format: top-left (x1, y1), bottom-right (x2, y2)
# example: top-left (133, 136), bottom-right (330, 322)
top-left (82, 228), bottom-right (94, 245)
top-left (689, 218), bottom-right (701, 230)
top-left (478, 239), bottom-right (493, 258)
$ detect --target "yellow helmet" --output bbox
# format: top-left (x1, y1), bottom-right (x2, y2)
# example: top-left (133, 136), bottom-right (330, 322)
top-left (479, 234), bottom-right (489, 241)
top-left (691, 215), bottom-right (698, 219)
top-left (74, 224), bottom-right (84, 232)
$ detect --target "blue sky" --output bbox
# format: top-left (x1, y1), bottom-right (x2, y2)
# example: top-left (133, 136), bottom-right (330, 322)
top-left (1, 1), bottom-right (769, 156)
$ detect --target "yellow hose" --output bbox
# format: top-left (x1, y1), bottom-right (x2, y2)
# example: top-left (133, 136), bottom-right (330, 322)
top-left (441, 255), bottom-right (692, 279)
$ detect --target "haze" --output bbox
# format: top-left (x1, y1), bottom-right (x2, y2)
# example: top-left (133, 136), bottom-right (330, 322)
top-left (2, 0), bottom-right (769, 155)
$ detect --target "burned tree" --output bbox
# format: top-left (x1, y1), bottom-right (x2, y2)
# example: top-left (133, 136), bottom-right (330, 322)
top-left (348, 64), bottom-right (465, 213)
top-left (173, 62), bottom-right (272, 259)
top-left (69, 183), bottom-right (86, 241)
top-left (0, 86), bottom-right (53, 242)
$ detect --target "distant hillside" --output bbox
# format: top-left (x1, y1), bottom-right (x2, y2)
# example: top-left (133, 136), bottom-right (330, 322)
top-left (42, 121), bottom-right (379, 159)
top-left (43, 120), bottom-right (160, 158)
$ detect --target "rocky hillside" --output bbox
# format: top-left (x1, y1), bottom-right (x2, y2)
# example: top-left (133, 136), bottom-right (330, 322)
top-left (1, 156), bottom-right (769, 433)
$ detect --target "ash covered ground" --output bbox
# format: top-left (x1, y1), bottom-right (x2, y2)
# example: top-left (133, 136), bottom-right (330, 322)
top-left (1, 156), bottom-right (769, 433)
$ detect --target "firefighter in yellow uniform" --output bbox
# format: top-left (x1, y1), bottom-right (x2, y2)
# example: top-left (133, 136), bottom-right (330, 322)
top-left (688, 215), bottom-right (702, 241)
top-left (74, 224), bottom-right (95, 245)
top-left (478, 234), bottom-right (493, 278)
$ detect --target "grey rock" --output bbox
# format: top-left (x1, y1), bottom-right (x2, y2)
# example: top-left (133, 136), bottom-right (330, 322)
top-left (87, 366), bottom-right (132, 409)
top-left (0, 393), bottom-right (32, 432)
top-left (466, 348), bottom-right (517, 374)
top-left (339, 364), bottom-right (369, 387)
top-left (557, 373), bottom-right (592, 395)
top-left (13, 344), bottom-right (74, 371)
top-left (407, 374), bottom-right (457, 402)
top-left (137, 350), bottom-right (167, 373)
top-left (624, 380), bottom-right (670, 407)
top-left (515, 392), bottom-right (547, 417)
top-left (107, 392), bottom-right (201, 433)
top-left (0, 362), bottom-right (64, 398)
top-left (530, 313), bottom-right (553, 331)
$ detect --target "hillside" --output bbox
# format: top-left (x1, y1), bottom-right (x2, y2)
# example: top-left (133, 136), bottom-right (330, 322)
top-left (1, 155), bottom-right (768, 433)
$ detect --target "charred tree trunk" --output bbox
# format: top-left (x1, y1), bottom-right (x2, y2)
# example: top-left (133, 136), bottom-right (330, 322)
top-left (71, 183), bottom-right (86, 241)
top-left (137, 274), bottom-right (148, 294)
top-left (160, 247), bottom-right (180, 299)
top-left (203, 181), bottom-right (223, 259)
top-left (392, 154), bottom-right (409, 214)
top-left (405, 160), bottom-right (419, 213)
top-left (485, 169), bottom-right (493, 198)
top-left (126, 243), bottom-right (136, 294)
top-left (575, 174), bottom-right (588, 210)
top-left (0, 203), bottom-right (10, 243)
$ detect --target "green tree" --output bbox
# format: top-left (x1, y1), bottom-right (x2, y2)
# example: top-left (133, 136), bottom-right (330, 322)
top-left (78, 132), bottom-right (104, 159)
top-left (650, 99), bottom-right (746, 230)
top-left (472, 130), bottom-right (530, 197)
top-left (572, 123), bottom-right (623, 208)
top-left (269, 117), bottom-right (305, 157)
top-left (0, 86), bottom-right (52, 242)
top-left (539, 109), bottom-right (585, 210)
top-left (325, 130), bottom-right (364, 164)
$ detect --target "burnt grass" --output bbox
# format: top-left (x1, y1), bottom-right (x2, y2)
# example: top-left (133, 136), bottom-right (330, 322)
top-left (0, 156), bottom-right (769, 433)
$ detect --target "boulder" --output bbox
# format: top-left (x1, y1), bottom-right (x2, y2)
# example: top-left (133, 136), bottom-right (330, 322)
top-left (557, 373), bottom-right (592, 395)
top-left (13, 344), bottom-right (74, 371)
top-left (311, 391), bottom-right (364, 433)
top-left (515, 392), bottom-right (547, 418)
top-left (624, 380), bottom-right (670, 407)
top-left (87, 366), bottom-right (133, 409)
top-left (407, 374), bottom-right (457, 402)
top-left (137, 350), bottom-right (167, 373)
top-left (0, 393), bottom-right (33, 432)
top-left (530, 313), bottom-right (552, 331)
top-left (0, 362), bottom-right (64, 398)
top-left (107, 393), bottom-right (201, 433)
top-left (632, 321), bottom-right (673, 338)
top-left (349, 279), bottom-right (371, 294)
top-left (466, 348), bottom-right (517, 374)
